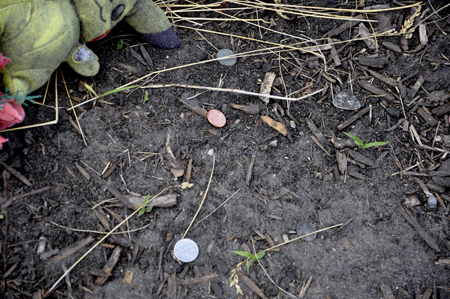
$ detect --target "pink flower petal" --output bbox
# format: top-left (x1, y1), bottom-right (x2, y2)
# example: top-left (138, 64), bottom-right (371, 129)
top-left (0, 100), bottom-right (25, 130)
top-left (0, 53), bottom-right (11, 70)
top-left (0, 135), bottom-right (8, 149)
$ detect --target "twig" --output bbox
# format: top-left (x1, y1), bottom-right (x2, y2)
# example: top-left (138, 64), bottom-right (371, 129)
top-left (142, 83), bottom-right (324, 102)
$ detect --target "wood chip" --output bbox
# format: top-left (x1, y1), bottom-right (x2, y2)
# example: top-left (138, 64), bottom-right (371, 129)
top-left (52, 236), bottom-right (94, 263)
top-left (364, 68), bottom-right (398, 87)
top-left (182, 274), bottom-right (219, 285)
top-left (405, 75), bottom-right (424, 104)
top-left (93, 209), bottom-right (110, 231)
top-left (348, 150), bottom-right (375, 167)
top-left (102, 163), bottom-right (116, 179)
top-left (417, 108), bottom-right (438, 126)
top-left (168, 273), bottom-right (177, 299)
top-left (138, 44), bottom-right (153, 67)
top-left (419, 24), bottom-right (428, 45)
top-left (358, 23), bottom-right (377, 49)
top-left (382, 41), bottom-right (402, 53)
top-left (311, 136), bottom-right (332, 157)
top-left (347, 170), bottom-right (366, 180)
top-left (238, 272), bottom-right (269, 299)
top-left (399, 206), bottom-right (440, 252)
top-left (336, 151), bottom-right (347, 174)
top-left (259, 73), bottom-right (276, 104)
top-left (115, 63), bottom-right (137, 74)
top-left (328, 38), bottom-right (341, 66)
top-left (264, 233), bottom-right (280, 252)
top-left (261, 115), bottom-right (287, 136)
top-left (306, 119), bottom-right (332, 152)
top-left (246, 156), bottom-right (255, 186)
top-left (380, 284), bottom-right (396, 299)
top-left (0, 161), bottom-right (32, 186)
top-left (432, 102), bottom-right (450, 116)
top-left (358, 81), bottom-right (395, 101)
top-left (337, 107), bottom-right (370, 130)
top-left (75, 163), bottom-right (90, 180)
top-left (327, 14), bottom-right (364, 37)
top-left (126, 194), bottom-right (177, 209)
top-left (128, 46), bottom-right (147, 66)
top-left (299, 275), bottom-right (313, 298)
top-left (123, 268), bottom-right (134, 285)
top-left (358, 56), bottom-right (387, 68)
top-left (230, 103), bottom-right (260, 114)
top-left (96, 246), bottom-right (122, 285)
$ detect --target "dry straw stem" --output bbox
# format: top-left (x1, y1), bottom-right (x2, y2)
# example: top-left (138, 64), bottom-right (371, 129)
top-left (266, 223), bottom-right (343, 252)
top-left (50, 220), bottom-right (153, 235)
top-left (45, 185), bottom-right (187, 297)
top-left (207, 0), bottom-right (419, 20)
top-left (194, 189), bottom-right (240, 226)
top-left (142, 83), bottom-right (324, 102)
top-left (181, 154), bottom-right (215, 239)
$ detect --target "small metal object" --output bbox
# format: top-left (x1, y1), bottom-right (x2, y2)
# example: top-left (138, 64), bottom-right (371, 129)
top-left (217, 49), bottom-right (237, 66)
top-left (174, 239), bottom-right (199, 263)
top-left (296, 221), bottom-right (317, 241)
top-left (207, 109), bottom-right (226, 127)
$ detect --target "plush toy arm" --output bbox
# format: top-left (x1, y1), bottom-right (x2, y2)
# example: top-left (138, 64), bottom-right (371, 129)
top-left (124, 0), bottom-right (180, 49)
top-left (65, 44), bottom-right (99, 77)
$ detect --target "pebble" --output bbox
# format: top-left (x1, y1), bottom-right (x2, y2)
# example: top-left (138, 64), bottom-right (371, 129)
top-left (217, 49), bottom-right (237, 66)
top-left (174, 239), bottom-right (199, 263)
top-left (333, 89), bottom-right (361, 110)
top-left (296, 221), bottom-right (317, 241)
top-left (428, 195), bottom-right (437, 210)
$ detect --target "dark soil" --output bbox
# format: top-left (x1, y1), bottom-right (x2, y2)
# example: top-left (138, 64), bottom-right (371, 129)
top-left (2, 1), bottom-right (450, 298)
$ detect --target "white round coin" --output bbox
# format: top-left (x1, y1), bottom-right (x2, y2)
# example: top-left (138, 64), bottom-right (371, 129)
top-left (174, 239), bottom-right (199, 263)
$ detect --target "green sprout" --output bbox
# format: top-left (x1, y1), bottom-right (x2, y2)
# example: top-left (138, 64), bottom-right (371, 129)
top-left (143, 91), bottom-right (149, 103)
top-left (343, 132), bottom-right (390, 149)
top-left (117, 40), bottom-right (124, 50)
top-left (233, 250), bottom-right (265, 273)
top-left (138, 194), bottom-right (153, 215)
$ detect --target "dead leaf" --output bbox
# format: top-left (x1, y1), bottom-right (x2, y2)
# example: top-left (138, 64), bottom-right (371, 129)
top-left (171, 168), bottom-right (184, 178)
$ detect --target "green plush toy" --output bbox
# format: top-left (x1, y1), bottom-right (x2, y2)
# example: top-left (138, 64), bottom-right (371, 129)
top-left (0, 0), bottom-right (180, 96)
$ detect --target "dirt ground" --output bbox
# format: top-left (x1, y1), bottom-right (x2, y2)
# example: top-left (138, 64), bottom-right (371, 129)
top-left (1, 0), bottom-right (450, 298)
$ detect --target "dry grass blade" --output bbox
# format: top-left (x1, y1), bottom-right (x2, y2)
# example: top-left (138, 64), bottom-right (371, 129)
top-left (142, 83), bottom-right (324, 102)
top-left (182, 154), bottom-right (215, 239)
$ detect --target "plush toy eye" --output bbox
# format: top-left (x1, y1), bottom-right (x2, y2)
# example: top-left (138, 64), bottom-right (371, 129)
top-left (111, 5), bottom-right (125, 21)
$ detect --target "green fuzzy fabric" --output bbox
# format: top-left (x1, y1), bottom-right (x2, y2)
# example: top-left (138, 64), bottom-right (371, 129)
top-left (0, 0), bottom-right (176, 96)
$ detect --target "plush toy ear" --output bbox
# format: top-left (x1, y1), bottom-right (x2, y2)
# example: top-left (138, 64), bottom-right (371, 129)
top-left (124, 0), bottom-right (180, 49)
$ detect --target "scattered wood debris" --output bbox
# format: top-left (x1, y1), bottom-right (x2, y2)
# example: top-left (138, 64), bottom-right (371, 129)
top-left (399, 206), bottom-right (440, 252)
top-left (259, 73), bottom-right (276, 104)
top-left (261, 115), bottom-right (287, 136)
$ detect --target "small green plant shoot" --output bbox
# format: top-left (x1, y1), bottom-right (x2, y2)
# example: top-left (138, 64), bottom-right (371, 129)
top-left (233, 250), bottom-right (265, 273)
top-left (117, 40), bottom-right (124, 50)
top-left (343, 132), bottom-right (390, 149)
top-left (143, 91), bottom-right (149, 103)
top-left (138, 194), bottom-right (153, 215)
